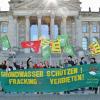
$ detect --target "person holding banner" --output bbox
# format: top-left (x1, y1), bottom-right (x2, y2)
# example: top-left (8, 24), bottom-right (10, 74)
top-left (27, 57), bottom-right (33, 69)
top-left (13, 61), bottom-right (20, 69)
top-left (11, 64), bottom-right (16, 71)
top-left (1, 60), bottom-right (7, 70)
top-left (74, 59), bottom-right (79, 66)
top-left (6, 61), bottom-right (11, 72)
top-left (89, 58), bottom-right (98, 94)
top-left (68, 56), bottom-right (75, 66)
top-left (29, 61), bottom-right (34, 69)
top-left (89, 68), bottom-right (99, 94)
top-left (63, 59), bottom-right (68, 68)
top-left (80, 57), bottom-right (87, 65)
top-left (90, 58), bottom-right (97, 64)
top-left (34, 63), bottom-right (38, 68)
top-left (38, 62), bottom-right (44, 68)
top-left (44, 61), bottom-right (49, 68)
top-left (80, 57), bottom-right (87, 93)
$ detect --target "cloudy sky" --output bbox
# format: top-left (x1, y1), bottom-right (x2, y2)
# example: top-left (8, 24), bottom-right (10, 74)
top-left (0, 0), bottom-right (100, 11)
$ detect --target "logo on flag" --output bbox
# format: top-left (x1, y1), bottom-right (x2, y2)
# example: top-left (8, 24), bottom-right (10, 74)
top-left (21, 40), bottom-right (41, 53)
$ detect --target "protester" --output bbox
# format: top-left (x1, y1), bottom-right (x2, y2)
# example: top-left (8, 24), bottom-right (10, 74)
top-left (34, 63), bottom-right (38, 68)
top-left (89, 57), bottom-right (98, 94)
top-left (13, 61), bottom-right (20, 69)
top-left (63, 59), bottom-right (68, 68)
top-left (38, 62), bottom-right (44, 68)
top-left (80, 57), bottom-right (87, 65)
top-left (20, 61), bottom-right (24, 69)
top-left (6, 61), bottom-right (11, 72)
top-left (29, 61), bottom-right (34, 68)
top-left (11, 65), bottom-right (16, 71)
top-left (44, 61), bottom-right (49, 68)
top-left (27, 57), bottom-right (32, 68)
top-left (74, 59), bottom-right (79, 65)
top-left (79, 57), bottom-right (87, 93)
top-left (1, 60), bottom-right (7, 70)
top-left (90, 58), bottom-right (97, 64)
top-left (67, 56), bottom-right (75, 66)
top-left (56, 64), bottom-right (60, 68)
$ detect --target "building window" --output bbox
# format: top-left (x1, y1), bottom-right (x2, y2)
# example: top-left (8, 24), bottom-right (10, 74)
top-left (82, 23), bottom-right (88, 33)
top-left (92, 24), bottom-right (97, 33)
top-left (41, 25), bottom-right (49, 39)
top-left (82, 38), bottom-right (88, 50)
top-left (30, 25), bottom-right (38, 41)
top-left (1, 23), bottom-right (8, 33)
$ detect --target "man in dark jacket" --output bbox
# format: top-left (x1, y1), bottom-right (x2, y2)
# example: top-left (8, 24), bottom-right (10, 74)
top-left (68, 56), bottom-right (75, 66)
top-left (80, 57), bottom-right (87, 65)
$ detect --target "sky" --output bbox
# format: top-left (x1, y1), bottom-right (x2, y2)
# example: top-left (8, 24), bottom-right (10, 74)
top-left (0, 0), bottom-right (100, 11)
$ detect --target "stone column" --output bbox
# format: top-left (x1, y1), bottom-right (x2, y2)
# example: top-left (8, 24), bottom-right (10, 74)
top-left (62, 16), bottom-right (67, 35)
top-left (72, 19), bottom-right (76, 45)
top-left (13, 16), bottom-right (18, 47)
top-left (50, 15), bottom-right (55, 39)
top-left (60, 19), bottom-right (63, 35)
top-left (38, 16), bottom-right (42, 39)
top-left (60, 17), bottom-right (63, 35)
top-left (89, 22), bottom-right (92, 42)
top-left (7, 16), bottom-right (18, 48)
top-left (75, 16), bottom-right (82, 48)
top-left (99, 22), bottom-right (100, 40)
top-left (25, 16), bottom-right (30, 53)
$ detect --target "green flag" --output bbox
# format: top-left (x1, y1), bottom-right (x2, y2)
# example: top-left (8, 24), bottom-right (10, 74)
top-left (42, 45), bottom-right (51, 61)
top-left (64, 44), bottom-right (75, 56)
top-left (58, 34), bottom-right (69, 47)
top-left (0, 35), bottom-right (11, 49)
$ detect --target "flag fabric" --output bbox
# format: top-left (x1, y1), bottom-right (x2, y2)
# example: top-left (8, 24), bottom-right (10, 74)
top-left (32, 40), bottom-right (41, 53)
top-left (20, 34), bottom-right (75, 55)
top-left (89, 41), bottom-right (100, 55)
top-left (64, 43), bottom-right (75, 56)
top-left (51, 40), bottom-right (61, 53)
top-left (21, 41), bottom-right (32, 48)
top-left (21, 40), bottom-right (41, 53)
top-left (0, 35), bottom-right (11, 49)
top-left (58, 34), bottom-right (68, 47)
top-left (49, 41), bottom-right (53, 48)
top-left (42, 45), bottom-right (51, 61)
top-left (41, 39), bottom-right (50, 47)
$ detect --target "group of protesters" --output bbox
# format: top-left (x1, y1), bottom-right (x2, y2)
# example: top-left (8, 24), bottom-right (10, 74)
top-left (26, 56), bottom-right (97, 69)
top-left (0, 55), bottom-right (98, 94)
top-left (0, 55), bottom-right (97, 71)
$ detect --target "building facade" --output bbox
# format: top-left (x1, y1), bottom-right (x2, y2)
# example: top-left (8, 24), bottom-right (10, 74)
top-left (0, 0), bottom-right (100, 54)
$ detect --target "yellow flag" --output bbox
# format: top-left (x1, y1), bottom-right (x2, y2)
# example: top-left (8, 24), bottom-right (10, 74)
top-left (51, 40), bottom-right (61, 53)
top-left (89, 41), bottom-right (100, 55)
top-left (41, 40), bottom-right (50, 47)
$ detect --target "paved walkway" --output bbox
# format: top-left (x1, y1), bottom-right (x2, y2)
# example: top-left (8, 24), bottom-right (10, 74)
top-left (0, 93), bottom-right (100, 100)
